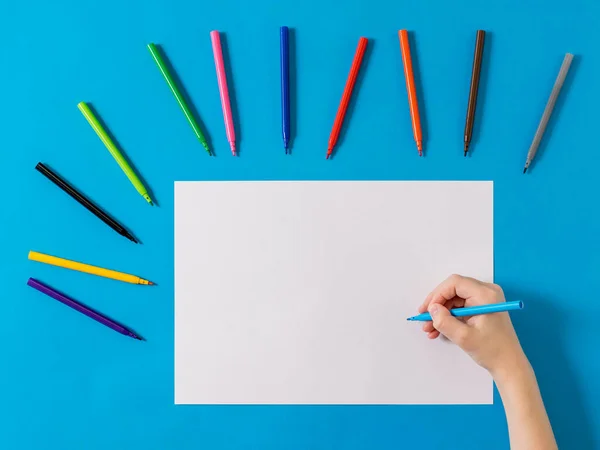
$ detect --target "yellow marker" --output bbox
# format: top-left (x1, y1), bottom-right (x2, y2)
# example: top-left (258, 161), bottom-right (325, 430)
top-left (28, 251), bottom-right (154, 285)
top-left (77, 102), bottom-right (153, 206)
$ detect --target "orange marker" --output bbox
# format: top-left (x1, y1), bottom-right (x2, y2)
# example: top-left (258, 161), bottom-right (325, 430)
top-left (398, 30), bottom-right (423, 156)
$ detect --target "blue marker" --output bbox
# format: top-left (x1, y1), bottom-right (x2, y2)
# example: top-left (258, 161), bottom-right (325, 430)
top-left (407, 301), bottom-right (524, 322)
top-left (280, 26), bottom-right (290, 153)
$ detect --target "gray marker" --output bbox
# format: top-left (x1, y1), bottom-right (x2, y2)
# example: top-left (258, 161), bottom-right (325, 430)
top-left (523, 53), bottom-right (574, 173)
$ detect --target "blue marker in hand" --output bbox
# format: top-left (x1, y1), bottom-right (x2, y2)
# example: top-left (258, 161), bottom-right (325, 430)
top-left (407, 301), bottom-right (524, 321)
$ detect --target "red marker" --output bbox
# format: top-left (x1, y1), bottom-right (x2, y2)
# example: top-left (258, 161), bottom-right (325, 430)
top-left (326, 37), bottom-right (368, 159)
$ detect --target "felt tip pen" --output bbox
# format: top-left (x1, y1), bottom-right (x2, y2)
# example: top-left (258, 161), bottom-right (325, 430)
top-left (407, 301), bottom-right (523, 321)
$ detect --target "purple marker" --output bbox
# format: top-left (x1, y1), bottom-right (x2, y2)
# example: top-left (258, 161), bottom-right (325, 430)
top-left (27, 278), bottom-right (142, 340)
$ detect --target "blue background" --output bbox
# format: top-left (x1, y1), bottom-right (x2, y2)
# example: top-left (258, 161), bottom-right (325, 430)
top-left (1, 0), bottom-right (599, 448)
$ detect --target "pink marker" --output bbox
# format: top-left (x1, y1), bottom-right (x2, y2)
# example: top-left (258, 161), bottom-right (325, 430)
top-left (210, 30), bottom-right (236, 156)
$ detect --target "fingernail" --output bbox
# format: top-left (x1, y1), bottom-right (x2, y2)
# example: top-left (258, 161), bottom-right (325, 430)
top-left (429, 305), bottom-right (439, 317)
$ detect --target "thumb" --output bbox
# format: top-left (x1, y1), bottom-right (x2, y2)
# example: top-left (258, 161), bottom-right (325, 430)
top-left (429, 304), bottom-right (470, 346)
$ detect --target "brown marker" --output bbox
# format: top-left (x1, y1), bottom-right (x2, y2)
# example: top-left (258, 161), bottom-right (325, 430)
top-left (464, 30), bottom-right (485, 156)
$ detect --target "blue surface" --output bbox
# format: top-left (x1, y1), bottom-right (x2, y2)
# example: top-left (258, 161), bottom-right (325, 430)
top-left (1, 0), bottom-right (599, 448)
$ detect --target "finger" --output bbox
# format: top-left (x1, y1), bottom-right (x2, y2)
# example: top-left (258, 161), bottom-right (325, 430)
top-left (420, 283), bottom-right (457, 312)
top-left (429, 303), bottom-right (471, 348)
top-left (427, 330), bottom-right (440, 339)
top-left (429, 275), bottom-right (486, 306)
top-left (422, 299), bottom-right (465, 331)
top-left (421, 277), bottom-right (458, 312)
top-left (420, 296), bottom-right (464, 333)
top-left (444, 298), bottom-right (457, 310)
top-left (424, 296), bottom-right (465, 313)
top-left (447, 298), bottom-right (466, 310)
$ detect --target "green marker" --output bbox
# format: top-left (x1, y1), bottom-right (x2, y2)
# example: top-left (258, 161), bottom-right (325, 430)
top-left (77, 102), bottom-right (154, 206)
top-left (147, 43), bottom-right (211, 155)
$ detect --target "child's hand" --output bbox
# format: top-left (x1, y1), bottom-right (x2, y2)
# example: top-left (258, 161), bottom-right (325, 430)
top-left (420, 276), bottom-right (557, 448)
top-left (419, 275), bottom-right (526, 379)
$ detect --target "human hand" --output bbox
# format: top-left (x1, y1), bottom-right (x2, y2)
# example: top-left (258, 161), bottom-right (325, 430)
top-left (419, 275), bottom-right (527, 379)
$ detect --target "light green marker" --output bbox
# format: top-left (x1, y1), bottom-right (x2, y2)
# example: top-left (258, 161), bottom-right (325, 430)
top-left (147, 43), bottom-right (211, 155)
top-left (77, 102), bottom-right (153, 206)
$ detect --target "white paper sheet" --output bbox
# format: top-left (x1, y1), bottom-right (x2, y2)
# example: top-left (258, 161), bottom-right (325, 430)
top-left (175, 181), bottom-right (493, 405)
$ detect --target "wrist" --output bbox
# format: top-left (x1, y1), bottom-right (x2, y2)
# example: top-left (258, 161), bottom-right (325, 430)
top-left (490, 348), bottom-right (532, 388)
